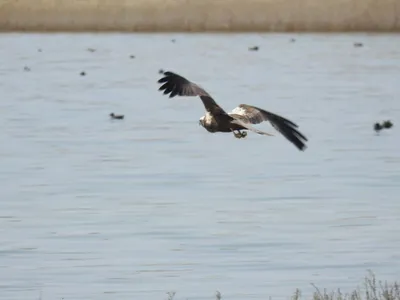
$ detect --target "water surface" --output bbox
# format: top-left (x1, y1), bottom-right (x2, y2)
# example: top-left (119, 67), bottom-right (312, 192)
top-left (0, 33), bottom-right (400, 300)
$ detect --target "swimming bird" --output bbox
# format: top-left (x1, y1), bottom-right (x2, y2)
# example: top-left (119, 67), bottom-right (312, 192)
top-left (382, 120), bottom-right (393, 129)
top-left (157, 71), bottom-right (308, 151)
top-left (374, 120), bottom-right (393, 133)
top-left (110, 113), bottom-right (124, 120)
top-left (374, 122), bottom-right (383, 133)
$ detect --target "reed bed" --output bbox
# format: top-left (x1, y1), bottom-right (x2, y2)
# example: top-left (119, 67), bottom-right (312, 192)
top-left (292, 271), bottom-right (400, 300)
top-left (0, 0), bottom-right (399, 32)
top-left (166, 271), bottom-right (400, 300)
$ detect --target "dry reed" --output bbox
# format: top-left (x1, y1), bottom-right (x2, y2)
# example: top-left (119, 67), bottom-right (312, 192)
top-left (292, 271), bottom-right (400, 300)
top-left (0, 0), bottom-right (399, 32)
top-left (166, 271), bottom-right (400, 300)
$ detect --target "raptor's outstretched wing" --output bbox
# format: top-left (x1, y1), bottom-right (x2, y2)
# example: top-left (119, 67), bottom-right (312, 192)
top-left (229, 104), bottom-right (308, 151)
top-left (158, 71), bottom-right (227, 115)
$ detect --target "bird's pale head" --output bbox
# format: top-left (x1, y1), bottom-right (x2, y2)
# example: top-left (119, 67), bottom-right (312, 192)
top-left (199, 116), bottom-right (205, 127)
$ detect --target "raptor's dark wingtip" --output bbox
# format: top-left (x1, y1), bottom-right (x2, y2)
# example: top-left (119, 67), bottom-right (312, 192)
top-left (299, 144), bottom-right (307, 151)
top-left (157, 76), bottom-right (168, 83)
top-left (157, 71), bottom-right (174, 83)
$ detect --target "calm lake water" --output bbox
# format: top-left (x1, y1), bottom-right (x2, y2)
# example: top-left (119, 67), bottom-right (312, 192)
top-left (0, 33), bottom-right (399, 300)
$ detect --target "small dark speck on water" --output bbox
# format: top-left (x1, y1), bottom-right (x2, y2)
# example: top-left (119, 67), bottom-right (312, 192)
top-left (109, 113), bottom-right (124, 120)
top-left (374, 122), bottom-right (383, 133)
top-left (80, 71), bottom-right (86, 76)
top-left (38, 48), bottom-right (42, 52)
top-left (354, 42), bottom-right (363, 47)
top-left (249, 46), bottom-right (259, 51)
top-left (374, 120), bottom-right (393, 133)
top-left (130, 55), bottom-right (135, 59)
top-left (23, 66), bottom-right (31, 71)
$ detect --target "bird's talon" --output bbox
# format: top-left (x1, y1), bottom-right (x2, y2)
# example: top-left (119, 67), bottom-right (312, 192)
top-left (233, 131), bottom-right (242, 138)
top-left (233, 131), bottom-right (247, 139)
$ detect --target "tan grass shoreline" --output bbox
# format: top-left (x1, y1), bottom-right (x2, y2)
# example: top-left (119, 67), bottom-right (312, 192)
top-left (186, 272), bottom-right (400, 300)
top-left (0, 0), bottom-right (400, 32)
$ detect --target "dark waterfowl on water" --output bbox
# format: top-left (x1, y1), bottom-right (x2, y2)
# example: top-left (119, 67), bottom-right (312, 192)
top-left (157, 71), bottom-right (308, 151)
top-left (110, 113), bottom-right (124, 120)
top-left (248, 46), bottom-right (259, 51)
top-left (374, 120), bottom-right (393, 133)
top-left (374, 122), bottom-right (383, 133)
top-left (382, 120), bottom-right (393, 129)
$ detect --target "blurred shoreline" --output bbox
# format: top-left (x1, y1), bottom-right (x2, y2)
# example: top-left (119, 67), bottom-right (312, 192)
top-left (0, 0), bottom-right (399, 32)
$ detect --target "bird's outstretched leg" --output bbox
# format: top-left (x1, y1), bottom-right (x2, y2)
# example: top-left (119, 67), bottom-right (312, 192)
top-left (232, 130), bottom-right (247, 139)
top-left (232, 130), bottom-right (242, 138)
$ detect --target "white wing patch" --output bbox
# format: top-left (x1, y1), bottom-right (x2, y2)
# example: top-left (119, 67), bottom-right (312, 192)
top-left (230, 106), bottom-right (247, 115)
top-left (204, 112), bottom-right (213, 123)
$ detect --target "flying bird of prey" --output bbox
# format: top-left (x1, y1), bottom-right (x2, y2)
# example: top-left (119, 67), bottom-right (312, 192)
top-left (157, 71), bottom-right (308, 151)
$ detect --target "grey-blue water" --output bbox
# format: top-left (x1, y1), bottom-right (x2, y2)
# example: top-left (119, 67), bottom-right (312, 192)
top-left (0, 33), bottom-right (399, 300)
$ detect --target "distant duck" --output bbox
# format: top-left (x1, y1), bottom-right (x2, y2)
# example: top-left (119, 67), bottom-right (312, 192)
top-left (110, 113), bottom-right (124, 120)
top-left (249, 46), bottom-right (259, 51)
top-left (374, 122), bottom-right (383, 133)
top-left (374, 120), bottom-right (393, 133)
top-left (382, 120), bottom-right (393, 129)
top-left (354, 42), bottom-right (363, 47)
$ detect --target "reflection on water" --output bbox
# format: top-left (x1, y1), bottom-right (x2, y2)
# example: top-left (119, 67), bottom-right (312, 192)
top-left (0, 33), bottom-right (399, 300)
